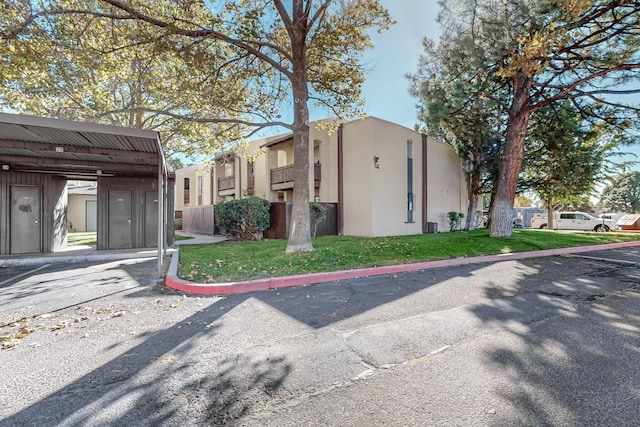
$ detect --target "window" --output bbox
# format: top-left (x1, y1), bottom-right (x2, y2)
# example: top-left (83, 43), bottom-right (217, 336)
top-left (314, 141), bottom-right (321, 164)
top-left (197, 175), bottom-right (203, 205)
top-left (183, 177), bottom-right (190, 205)
top-left (407, 139), bottom-right (414, 223)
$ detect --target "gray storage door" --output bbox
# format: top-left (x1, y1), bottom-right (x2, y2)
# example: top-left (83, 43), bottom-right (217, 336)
top-left (86, 200), bottom-right (97, 232)
top-left (144, 191), bottom-right (158, 248)
top-left (108, 189), bottom-right (132, 249)
top-left (10, 185), bottom-right (42, 254)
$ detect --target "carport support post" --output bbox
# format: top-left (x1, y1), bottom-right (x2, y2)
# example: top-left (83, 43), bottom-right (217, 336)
top-left (158, 155), bottom-right (165, 278)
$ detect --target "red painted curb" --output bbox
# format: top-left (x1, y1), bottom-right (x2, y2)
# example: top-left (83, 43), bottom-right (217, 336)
top-left (165, 240), bottom-right (640, 296)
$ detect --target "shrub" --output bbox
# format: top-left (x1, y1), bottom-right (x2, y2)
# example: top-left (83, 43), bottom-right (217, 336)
top-left (310, 202), bottom-right (328, 237)
top-left (447, 211), bottom-right (465, 232)
top-left (174, 218), bottom-right (183, 230)
top-left (215, 197), bottom-right (270, 240)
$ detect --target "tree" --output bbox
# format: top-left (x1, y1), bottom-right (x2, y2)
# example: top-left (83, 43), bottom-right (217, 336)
top-left (408, 30), bottom-right (507, 231)
top-left (520, 101), bottom-right (617, 227)
top-left (415, 0), bottom-right (640, 237)
top-left (601, 172), bottom-right (640, 213)
top-left (0, 0), bottom-right (260, 159)
top-left (4, 0), bottom-right (393, 253)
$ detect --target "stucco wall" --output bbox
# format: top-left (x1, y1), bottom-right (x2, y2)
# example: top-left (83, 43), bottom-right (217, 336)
top-left (425, 136), bottom-right (465, 232)
top-left (68, 194), bottom-right (96, 232)
top-left (174, 164), bottom-right (216, 208)
top-left (341, 119), bottom-right (375, 236)
top-left (370, 119), bottom-right (424, 237)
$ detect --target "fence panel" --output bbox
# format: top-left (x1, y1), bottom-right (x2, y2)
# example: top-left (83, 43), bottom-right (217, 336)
top-left (182, 205), bottom-right (215, 235)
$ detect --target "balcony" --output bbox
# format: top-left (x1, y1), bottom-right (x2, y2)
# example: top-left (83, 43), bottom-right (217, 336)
top-left (270, 163), bottom-right (321, 190)
top-left (218, 175), bottom-right (235, 196)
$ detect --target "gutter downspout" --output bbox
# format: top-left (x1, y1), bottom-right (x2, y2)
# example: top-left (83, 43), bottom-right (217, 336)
top-left (422, 133), bottom-right (428, 233)
top-left (337, 124), bottom-right (344, 235)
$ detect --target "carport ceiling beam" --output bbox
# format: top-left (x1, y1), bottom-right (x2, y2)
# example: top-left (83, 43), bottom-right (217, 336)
top-left (0, 139), bottom-right (159, 160)
top-left (0, 155), bottom-right (159, 173)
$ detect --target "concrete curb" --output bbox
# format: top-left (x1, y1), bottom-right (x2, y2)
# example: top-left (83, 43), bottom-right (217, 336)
top-left (0, 251), bottom-right (172, 267)
top-left (165, 240), bottom-right (640, 296)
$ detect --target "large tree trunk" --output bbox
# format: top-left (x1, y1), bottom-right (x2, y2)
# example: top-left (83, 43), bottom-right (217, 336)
top-left (285, 0), bottom-right (313, 253)
top-left (465, 164), bottom-right (482, 230)
top-left (490, 72), bottom-right (532, 237)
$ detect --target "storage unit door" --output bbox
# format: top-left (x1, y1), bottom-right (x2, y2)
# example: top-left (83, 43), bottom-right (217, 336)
top-left (10, 185), bottom-right (42, 254)
top-left (144, 191), bottom-right (158, 248)
top-left (108, 190), bottom-right (132, 249)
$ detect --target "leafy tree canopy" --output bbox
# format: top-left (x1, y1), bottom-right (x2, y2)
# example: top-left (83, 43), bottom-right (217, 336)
top-left (601, 171), bottom-right (640, 213)
top-left (1, 0), bottom-right (393, 253)
top-left (411, 0), bottom-right (640, 237)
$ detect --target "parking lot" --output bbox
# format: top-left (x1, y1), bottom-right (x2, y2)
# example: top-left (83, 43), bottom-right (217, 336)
top-left (1, 246), bottom-right (639, 426)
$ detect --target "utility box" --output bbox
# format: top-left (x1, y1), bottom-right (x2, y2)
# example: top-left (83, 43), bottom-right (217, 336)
top-left (426, 221), bottom-right (438, 234)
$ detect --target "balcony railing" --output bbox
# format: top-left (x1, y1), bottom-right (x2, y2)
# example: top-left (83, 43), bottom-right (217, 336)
top-left (218, 175), bottom-right (235, 192)
top-left (270, 163), bottom-right (321, 190)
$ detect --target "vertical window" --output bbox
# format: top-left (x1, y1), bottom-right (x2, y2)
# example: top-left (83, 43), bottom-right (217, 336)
top-left (197, 175), bottom-right (203, 205)
top-left (183, 177), bottom-right (190, 205)
top-left (314, 141), bottom-right (321, 164)
top-left (407, 139), bottom-right (414, 223)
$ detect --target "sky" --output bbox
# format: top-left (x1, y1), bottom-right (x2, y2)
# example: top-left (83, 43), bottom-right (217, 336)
top-left (357, 0), bottom-right (441, 129)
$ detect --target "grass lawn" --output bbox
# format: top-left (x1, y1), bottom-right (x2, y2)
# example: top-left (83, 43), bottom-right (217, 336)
top-left (68, 232), bottom-right (97, 246)
top-left (178, 229), bottom-right (640, 283)
top-left (175, 233), bottom-right (194, 241)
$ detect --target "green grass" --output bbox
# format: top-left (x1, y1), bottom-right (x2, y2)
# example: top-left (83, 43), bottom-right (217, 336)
top-left (178, 229), bottom-right (640, 283)
top-left (68, 232), bottom-right (97, 246)
top-left (175, 233), bottom-right (194, 241)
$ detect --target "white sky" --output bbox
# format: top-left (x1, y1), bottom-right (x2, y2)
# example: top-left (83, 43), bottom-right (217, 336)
top-left (358, 0), bottom-right (441, 129)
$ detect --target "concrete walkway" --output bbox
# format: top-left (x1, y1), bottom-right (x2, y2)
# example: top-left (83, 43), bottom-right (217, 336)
top-left (0, 232), bottom-right (224, 268)
top-left (165, 237), bottom-right (640, 296)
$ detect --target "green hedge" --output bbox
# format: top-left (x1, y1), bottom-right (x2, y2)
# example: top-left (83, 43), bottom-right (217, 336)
top-left (215, 197), bottom-right (270, 240)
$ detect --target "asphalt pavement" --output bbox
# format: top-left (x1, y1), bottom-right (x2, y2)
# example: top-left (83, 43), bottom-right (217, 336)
top-left (0, 243), bottom-right (639, 426)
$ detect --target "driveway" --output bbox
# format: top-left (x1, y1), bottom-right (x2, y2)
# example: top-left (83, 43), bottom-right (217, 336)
top-left (1, 247), bottom-right (639, 426)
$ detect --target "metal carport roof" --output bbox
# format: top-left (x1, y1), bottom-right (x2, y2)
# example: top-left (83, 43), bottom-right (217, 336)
top-left (0, 112), bottom-right (168, 276)
top-left (0, 112), bottom-right (164, 178)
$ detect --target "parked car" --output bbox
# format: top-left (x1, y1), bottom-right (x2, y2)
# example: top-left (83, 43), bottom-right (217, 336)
top-left (530, 211), bottom-right (617, 232)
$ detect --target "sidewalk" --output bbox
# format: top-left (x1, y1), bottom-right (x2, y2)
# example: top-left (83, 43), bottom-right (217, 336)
top-left (165, 237), bottom-right (640, 296)
top-left (0, 232), bottom-right (224, 268)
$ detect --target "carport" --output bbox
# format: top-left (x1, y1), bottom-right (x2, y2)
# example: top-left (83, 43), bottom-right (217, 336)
top-left (0, 112), bottom-right (173, 276)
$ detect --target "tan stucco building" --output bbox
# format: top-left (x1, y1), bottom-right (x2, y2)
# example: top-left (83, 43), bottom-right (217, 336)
top-left (176, 116), bottom-right (467, 237)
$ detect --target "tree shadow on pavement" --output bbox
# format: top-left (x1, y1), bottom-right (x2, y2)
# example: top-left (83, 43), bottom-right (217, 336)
top-left (470, 256), bottom-right (640, 425)
top-left (11, 252), bottom-right (637, 425)
top-left (0, 290), bottom-right (293, 426)
top-left (0, 258), bottom-right (484, 425)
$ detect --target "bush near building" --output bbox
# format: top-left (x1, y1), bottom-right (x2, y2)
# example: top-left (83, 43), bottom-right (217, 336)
top-left (215, 197), bottom-right (270, 241)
